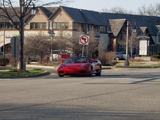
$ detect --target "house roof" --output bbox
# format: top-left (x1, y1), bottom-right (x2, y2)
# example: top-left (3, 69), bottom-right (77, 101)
top-left (39, 6), bottom-right (58, 18)
top-left (1, 6), bottom-right (160, 37)
top-left (60, 6), bottom-right (109, 26)
top-left (101, 12), bottom-right (160, 36)
top-left (109, 19), bottom-right (126, 36)
top-left (52, 6), bottom-right (160, 36)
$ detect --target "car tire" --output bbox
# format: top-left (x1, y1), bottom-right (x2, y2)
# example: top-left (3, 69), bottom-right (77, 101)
top-left (95, 66), bottom-right (101, 76)
top-left (88, 68), bottom-right (93, 76)
top-left (59, 75), bottom-right (64, 77)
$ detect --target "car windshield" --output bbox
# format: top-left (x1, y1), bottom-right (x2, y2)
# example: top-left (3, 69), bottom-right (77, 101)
top-left (64, 57), bottom-right (88, 63)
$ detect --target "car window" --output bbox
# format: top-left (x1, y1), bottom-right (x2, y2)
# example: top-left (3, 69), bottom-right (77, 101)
top-left (74, 57), bottom-right (88, 63)
top-left (64, 58), bottom-right (74, 63)
top-left (64, 57), bottom-right (88, 63)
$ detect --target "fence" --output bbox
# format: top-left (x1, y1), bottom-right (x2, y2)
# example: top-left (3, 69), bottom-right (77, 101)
top-left (149, 45), bottom-right (160, 55)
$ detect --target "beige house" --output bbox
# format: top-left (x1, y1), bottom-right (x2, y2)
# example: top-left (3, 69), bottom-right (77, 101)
top-left (0, 6), bottom-right (160, 56)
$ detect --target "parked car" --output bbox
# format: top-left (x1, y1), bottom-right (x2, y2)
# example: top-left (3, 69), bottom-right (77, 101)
top-left (51, 50), bottom-right (70, 60)
top-left (28, 55), bottom-right (39, 62)
top-left (115, 52), bottom-right (128, 60)
top-left (115, 51), bottom-right (133, 60)
top-left (57, 57), bottom-right (102, 77)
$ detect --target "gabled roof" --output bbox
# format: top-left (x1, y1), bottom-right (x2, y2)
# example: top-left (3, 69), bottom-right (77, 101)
top-left (109, 19), bottom-right (126, 36)
top-left (60, 6), bottom-right (109, 26)
top-left (39, 6), bottom-right (58, 18)
top-left (0, 6), bottom-right (58, 23)
top-left (101, 12), bottom-right (160, 35)
top-left (50, 6), bottom-right (160, 36)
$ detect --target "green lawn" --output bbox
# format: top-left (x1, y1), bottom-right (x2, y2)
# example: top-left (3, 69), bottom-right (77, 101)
top-left (0, 68), bottom-right (45, 77)
top-left (116, 60), bottom-right (160, 68)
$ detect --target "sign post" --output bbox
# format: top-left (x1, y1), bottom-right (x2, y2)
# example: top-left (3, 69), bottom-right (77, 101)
top-left (79, 35), bottom-right (89, 57)
top-left (11, 36), bottom-right (20, 67)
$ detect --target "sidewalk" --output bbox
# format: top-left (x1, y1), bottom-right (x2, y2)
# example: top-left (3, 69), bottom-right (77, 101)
top-left (139, 61), bottom-right (160, 66)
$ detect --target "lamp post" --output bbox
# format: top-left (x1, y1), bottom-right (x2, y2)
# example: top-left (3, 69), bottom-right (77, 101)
top-left (131, 28), bottom-right (136, 59)
top-left (3, 19), bottom-right (5, 57)
top-left (48, 29), bottom-right (55, 62)
top-left (124, 21), bottom-right (129, 66)
top-left (19, 0), bottom-right (36, 70)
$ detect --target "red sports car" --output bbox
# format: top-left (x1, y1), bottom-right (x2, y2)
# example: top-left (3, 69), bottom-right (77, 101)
top-left (57, 57), bottom-right (102, 77)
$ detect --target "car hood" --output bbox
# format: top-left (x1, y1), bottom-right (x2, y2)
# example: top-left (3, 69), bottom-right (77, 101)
top-left (64, 63), bottom-right (89, 67)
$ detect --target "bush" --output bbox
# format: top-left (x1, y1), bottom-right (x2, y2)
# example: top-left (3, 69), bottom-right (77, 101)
top-left (151, 54), bottom-right (160, 59)
top-left (0, 57), bottom-right (9, 66)
top-left (98, 51), bottom-right (117, 66)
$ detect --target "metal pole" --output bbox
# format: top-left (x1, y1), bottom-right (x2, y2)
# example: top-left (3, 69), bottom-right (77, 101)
top-left (3, 19), bottom-right (5, 57)
top-left (20, 0), bottom-right (26, 70)
top-left (124, 21), bottom-right (129, 66)
top-left (82, 45), bottom-right (84, 57)
top-left (51, 34), bottom-right (53, 62)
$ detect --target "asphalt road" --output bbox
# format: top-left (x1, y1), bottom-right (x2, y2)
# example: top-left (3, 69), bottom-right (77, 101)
top-left (0, 66), bottom-right (160, 120)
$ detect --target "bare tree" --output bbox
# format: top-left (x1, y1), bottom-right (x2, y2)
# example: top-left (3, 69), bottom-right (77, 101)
top-left (102, 6), bottom-right (135, 14)
top-left (87, 30), bottom-right (99, 57)
top-left (66, 35), bottom-right (83, 57)
top-left (117, 21), bottom-right (139, 58)
top-left (53, 28), bottom-right (99, 58)
top-left (138, 3), bottom-right (160, 16)
top-left (0, 0), bottom-right (73, 70)
top-left (24, 33), bottom-right (50, 63)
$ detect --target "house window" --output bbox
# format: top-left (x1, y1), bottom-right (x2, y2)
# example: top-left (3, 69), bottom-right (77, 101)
top-left (100, 26), bottom-right (107, 33)
top-left (0, 23), bottom-right (4, 29)
top-left (158, 31), bottom-right (160, 43)
top-left (52, 22), bottom-right (69, 29)
top-left (30, 22), bottom-right (46, 29)
top-left (0, 22), bottom-right (16, 29)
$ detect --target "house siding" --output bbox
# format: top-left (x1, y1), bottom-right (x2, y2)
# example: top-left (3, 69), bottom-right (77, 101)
top-left (25, 10), bottom-right (49, 30)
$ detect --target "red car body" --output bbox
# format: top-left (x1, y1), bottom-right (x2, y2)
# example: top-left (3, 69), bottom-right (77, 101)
top-left (57, 57), bottom-right (101, 77)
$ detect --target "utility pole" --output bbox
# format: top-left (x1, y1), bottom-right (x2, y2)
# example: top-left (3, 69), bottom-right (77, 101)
top-left (3, 19), bottom-right (5, 57)
top-left (124, 21), bottom-right (129, 66)
top-left (19, 0), bottom-right (36, 70)
top-left (19, 0), bottom-right (25, 70)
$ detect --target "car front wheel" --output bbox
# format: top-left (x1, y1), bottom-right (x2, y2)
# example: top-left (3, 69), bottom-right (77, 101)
top-left (59, 75), bottom-right (64, 77)
top-left (88, 68), bottom-right (93, 76)
top-left (95, 66), bottom-right (101, 76)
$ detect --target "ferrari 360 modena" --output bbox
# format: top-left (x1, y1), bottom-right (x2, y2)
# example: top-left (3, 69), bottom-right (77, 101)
top-left (57, 57), bottom-right (101, 77)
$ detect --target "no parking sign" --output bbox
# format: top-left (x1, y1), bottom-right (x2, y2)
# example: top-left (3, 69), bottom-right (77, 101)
top-left (79, 35), bottom-right (89, 45)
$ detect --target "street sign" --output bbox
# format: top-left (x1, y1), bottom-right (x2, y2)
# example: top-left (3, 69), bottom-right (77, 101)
top-left (11, 37), bottom-right (19, 58)
top-left (79, 35), bottom-right (89, 45)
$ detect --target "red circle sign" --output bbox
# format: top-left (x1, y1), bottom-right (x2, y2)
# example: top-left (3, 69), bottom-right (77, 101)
top-left (80, 35), bottom-right (89, 45)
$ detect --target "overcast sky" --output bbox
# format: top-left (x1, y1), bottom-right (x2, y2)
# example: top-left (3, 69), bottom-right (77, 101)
top-left (43, 0), bottom-right (160, 13)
